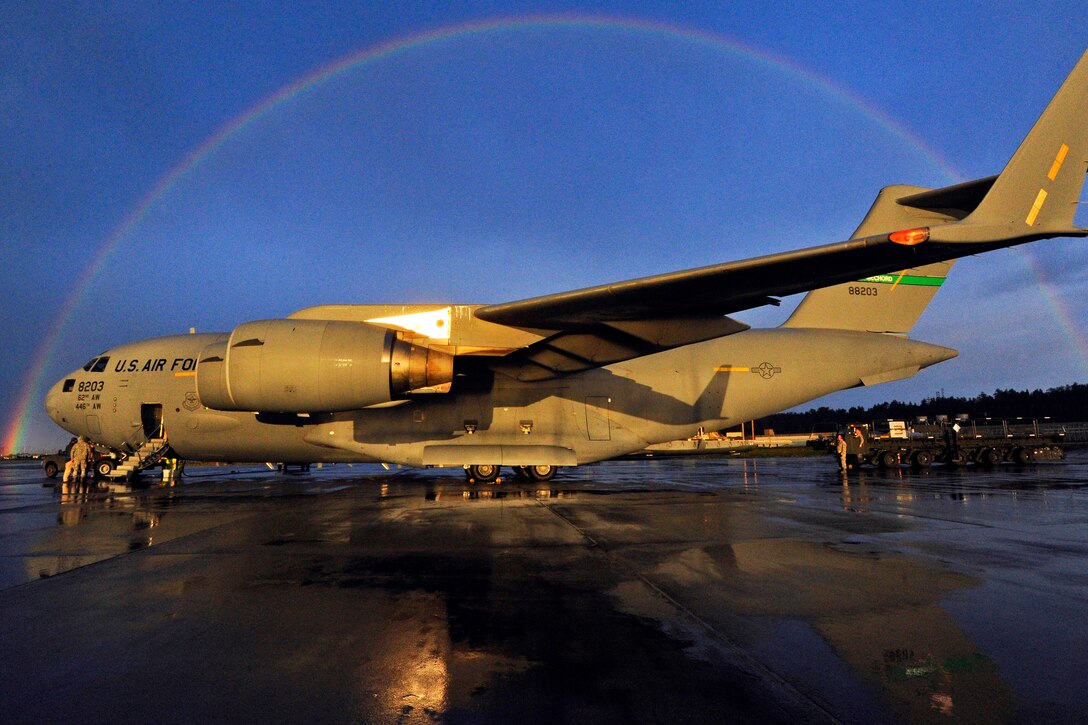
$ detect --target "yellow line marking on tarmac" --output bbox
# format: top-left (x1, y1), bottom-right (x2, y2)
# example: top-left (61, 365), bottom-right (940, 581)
top-left (1026, 188), bottom-right (1048, 226)
top-left (1048, 143), bottom-right (1069, 180)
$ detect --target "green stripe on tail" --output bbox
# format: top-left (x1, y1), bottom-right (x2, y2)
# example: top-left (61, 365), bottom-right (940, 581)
top-left (859, 274), bottom-right (945, 287)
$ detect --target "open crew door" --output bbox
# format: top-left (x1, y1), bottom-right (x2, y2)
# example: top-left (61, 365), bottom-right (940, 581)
top-left (141, 403), bottom-right (163, 439)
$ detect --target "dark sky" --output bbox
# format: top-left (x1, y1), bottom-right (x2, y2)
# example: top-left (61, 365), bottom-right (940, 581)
top-left (3, 1), bottom-right (1087, 452)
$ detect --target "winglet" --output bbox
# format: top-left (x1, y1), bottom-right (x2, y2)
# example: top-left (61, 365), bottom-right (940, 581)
top-left (963, 50), bottom-right (1088, 232)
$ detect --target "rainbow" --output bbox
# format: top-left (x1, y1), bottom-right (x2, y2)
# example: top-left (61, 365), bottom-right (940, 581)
top-left (4, 14), bottom-right (1081, 453)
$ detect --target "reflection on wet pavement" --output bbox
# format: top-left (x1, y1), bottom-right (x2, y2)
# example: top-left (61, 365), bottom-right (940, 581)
top-left (1, 453), bottom-right (1086, 723)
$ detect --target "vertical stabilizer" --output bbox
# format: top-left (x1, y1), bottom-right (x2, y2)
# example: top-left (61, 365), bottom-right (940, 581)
top-left (785, 50), bottom-right (1088, 332)
top-left (782, 260), bottom-right (953, 333)
top-left (783, 184), bottom-right (959, 333)
top-left (965, 50), bottom-right (1088, 230)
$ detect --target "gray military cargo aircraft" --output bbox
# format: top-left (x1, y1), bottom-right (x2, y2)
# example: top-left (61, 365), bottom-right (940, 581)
top-left (46, 51), bottom-right (1088, 482)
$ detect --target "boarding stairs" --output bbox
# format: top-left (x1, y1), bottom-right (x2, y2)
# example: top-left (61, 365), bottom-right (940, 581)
top-left (107, 426), bottom-right (171, 479)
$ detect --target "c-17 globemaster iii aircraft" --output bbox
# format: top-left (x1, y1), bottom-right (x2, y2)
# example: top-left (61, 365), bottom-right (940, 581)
top-left (47, 51), bottom-right (1088, 482)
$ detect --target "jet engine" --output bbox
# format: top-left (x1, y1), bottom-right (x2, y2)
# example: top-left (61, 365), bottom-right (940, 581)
top-left (196, 319), bottom-right (454, 413)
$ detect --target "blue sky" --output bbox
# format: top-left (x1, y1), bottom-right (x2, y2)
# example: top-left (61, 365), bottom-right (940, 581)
top-left (3, 1), bottom-right (1087, 452)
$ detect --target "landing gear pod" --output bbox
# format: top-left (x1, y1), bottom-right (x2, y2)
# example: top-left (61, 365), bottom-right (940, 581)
top-left (196, 319), bottom-right (453, 413)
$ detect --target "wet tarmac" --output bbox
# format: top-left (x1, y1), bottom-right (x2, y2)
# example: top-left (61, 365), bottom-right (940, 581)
top-left (1, 453), bottom-right (1087, 724)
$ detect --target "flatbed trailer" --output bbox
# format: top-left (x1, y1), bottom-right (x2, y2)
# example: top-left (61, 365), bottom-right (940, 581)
top-left (816, 419), bottom-right (1066, 469)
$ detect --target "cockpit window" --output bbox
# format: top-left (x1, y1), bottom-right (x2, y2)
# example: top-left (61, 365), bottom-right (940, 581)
top-left (82, 358), bottom-right (99, 372)
top-left (90, 356), bottom-right (109, 373)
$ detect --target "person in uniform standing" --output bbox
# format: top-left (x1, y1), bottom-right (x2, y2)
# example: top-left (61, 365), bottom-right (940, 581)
top-left (69, 436), bottom-right (93, 486)
top-left (61, 437), bottom-right (78, 484)
top-left (834, 433), bottom-right (848, 472)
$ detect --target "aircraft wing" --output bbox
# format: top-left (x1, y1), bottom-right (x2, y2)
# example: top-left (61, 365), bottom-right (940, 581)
top-left (476, 214), bottom-right (1084, 381)
top-left (475, 230), bottom-right (998, 330)
top-left (475, 231), bottom-right (953, 381)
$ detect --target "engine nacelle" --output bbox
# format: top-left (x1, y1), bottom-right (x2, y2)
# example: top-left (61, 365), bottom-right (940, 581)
top-left (196, 319), bottom-right (453, 413)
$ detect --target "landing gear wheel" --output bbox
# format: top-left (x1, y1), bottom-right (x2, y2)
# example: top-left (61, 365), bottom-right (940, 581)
top-left (95, 459), bottom-right (115, 478)
top-left (911, 450), bottom-right (933, 469)
top-left (43, 461), bottom-right (59, 478)
top-left (977, 448), bottom-right (999, 466)
top-left (467, 464), bottom-right (500, 483)
top-left (526, 464), bottom-right (557, 482)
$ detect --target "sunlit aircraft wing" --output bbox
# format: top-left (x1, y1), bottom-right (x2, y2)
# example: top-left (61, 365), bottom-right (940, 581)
top-left (478, 201), bottom-right (1083, 330)
top-left (475, 233), bottom-right (952, 329)
top-left (472, 230), bottom-right (967, 380)
top-left (477, 230), bottom-right (1064, 381)
top-left (476, 168), bottom-right (1085, 381)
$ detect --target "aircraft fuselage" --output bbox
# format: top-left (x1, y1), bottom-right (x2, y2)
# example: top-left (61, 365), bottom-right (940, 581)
top-left (45, 328), bottom-right (953, 468)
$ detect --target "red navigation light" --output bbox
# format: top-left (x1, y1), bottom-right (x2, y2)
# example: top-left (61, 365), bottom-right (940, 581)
top-left (888, 227), bottom-right (930, 246)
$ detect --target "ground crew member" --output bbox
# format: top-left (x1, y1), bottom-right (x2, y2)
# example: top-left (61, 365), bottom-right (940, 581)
top-left (69, 436), bottom-right (93, 485)
top-left (834, 434), bottom-right (847, 472)
top-left (162, 456), bottom-right (181, 486)
top-left (61, 437), bottom-right (77, 483)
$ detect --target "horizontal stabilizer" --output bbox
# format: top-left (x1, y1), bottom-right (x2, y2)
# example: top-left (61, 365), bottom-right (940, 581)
top-left (896, 176), bottom-right (997, 219)
top-left (785, 185), bottom-right (957, 333)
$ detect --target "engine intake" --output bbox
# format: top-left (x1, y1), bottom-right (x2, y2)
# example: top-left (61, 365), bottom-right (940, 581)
top-left (196, 319), bottom-right (453, 413)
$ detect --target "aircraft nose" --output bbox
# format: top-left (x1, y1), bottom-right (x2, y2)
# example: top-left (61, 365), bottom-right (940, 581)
top-left (44, 377), bottom-right (67, 426)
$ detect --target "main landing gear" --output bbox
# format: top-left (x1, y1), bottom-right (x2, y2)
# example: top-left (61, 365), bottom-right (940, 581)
top-left (465, 464), bottom-right (500, 483)
top-left (516, 464), bottom-right (558, 482)
top-left (465, 464), bottom-right (558, 483)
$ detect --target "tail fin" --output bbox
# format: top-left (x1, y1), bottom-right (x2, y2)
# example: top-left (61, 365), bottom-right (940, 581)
top-left (782, 260), bottom-right (952, 333)
top-left (786, 50), bottom-right (1088, 332)
top-left (964, 50), bottom-right (1088, 230)
top-left (783, 185), bottom-right (957, 333)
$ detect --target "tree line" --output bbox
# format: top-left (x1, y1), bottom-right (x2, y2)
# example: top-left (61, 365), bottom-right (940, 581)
top-left (757, 383), bottom-right (1088, 434)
